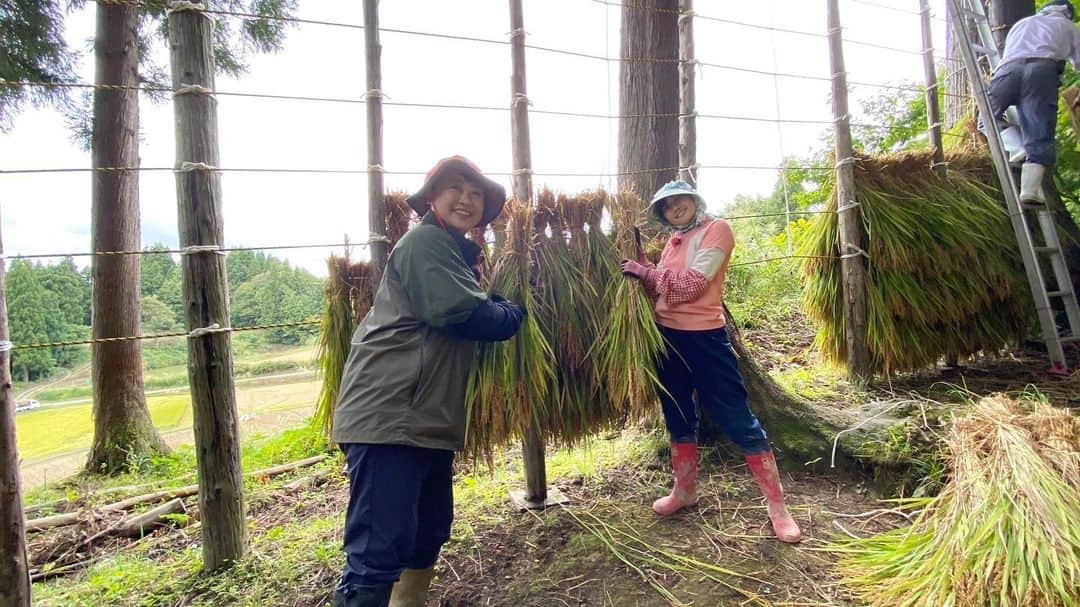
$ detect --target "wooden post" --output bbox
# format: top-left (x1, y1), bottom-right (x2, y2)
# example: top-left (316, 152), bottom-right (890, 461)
top-left (677, 0), bottom-right (696, 184)
top-left (0, 211), bottom-right (31, 607)
top-left (922, 0), bottom-right (959, 369)
top-left (168, 2), bottom-right (247, 571)
top-left (920, 0), bottom-right (947, 179)
top-left (507, 0), bottom-right (566, 510)
top-left (363, 0), bottom-right (389, 285)
top-left (826, 0), bottom-right (872, 381)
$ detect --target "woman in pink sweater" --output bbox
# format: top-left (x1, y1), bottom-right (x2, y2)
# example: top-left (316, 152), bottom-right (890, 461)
top-left (620, 180), bottom-right (801, 543)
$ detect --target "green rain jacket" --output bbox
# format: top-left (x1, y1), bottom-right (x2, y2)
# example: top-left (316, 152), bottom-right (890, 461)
top-left (331, 213), bottom-right (494, 451)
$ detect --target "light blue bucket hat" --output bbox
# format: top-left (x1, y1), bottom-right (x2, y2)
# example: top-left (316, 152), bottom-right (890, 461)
top-left (647, 180), bottom-right (707, 227)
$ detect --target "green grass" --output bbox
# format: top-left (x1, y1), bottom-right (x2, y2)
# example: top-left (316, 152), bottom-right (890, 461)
top-left (15, 395), bottom-right (192, 462)
top-left (26, 344), bottom-right (315, 403)
top-left (30, 427), bottom-right (637, 606)
top-left (23, 421), bottom-right (330, 509)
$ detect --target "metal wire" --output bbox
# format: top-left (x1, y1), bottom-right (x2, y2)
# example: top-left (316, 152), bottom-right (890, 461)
top-left (4, 242), bottom-right (363, 261)
top-left (10, 319), bottom-right (321, 351)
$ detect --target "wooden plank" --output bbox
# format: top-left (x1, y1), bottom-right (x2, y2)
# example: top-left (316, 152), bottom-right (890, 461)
top-left (168, 1), bottom-right (247, 571)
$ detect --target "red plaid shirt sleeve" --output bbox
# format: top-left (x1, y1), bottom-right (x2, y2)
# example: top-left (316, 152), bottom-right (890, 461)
top-left (642, 268), bottom-right (708, 304)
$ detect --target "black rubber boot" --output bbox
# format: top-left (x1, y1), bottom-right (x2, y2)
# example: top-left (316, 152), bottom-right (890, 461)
top-left (331, 584), bottom-right (393, 607)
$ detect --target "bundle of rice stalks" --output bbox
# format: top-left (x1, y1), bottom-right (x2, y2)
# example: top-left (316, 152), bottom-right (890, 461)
top-left (465, 200), bottom-right (557, 459)
top-left (801, 150), bottom-right (1030, 374)
top-left (314, 255), bottom-right (362, 437)
top-left (835, 394), bottom-right (1080, 607)
top-left (593, 189), bottom-right (665, 419)
top-left (384, 190), bottom-right (413, 248)
top-left (532, 190), bottom-right (604, 444)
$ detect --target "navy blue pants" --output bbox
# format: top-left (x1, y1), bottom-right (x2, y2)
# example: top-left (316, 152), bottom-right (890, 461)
top-left (988, 58), bottom-right (1064, 166)
top-left (657, 326), bottom-right (770, 454)
top-left (338, 443), bottom-right (454, 589)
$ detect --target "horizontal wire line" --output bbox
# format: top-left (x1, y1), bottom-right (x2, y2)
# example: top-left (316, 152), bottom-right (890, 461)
top-left (729, 254), bottom-right (836, 268)
top-left (11, 252), bottom-right (837, 349)
top-left (8, 212), bottom-right (832, 262)
top-left (0, 164), bottom-right (833, 177)
top-left (4, 242), bottom-right (363, 261)
top-left (93, 0), bottom-right (959, 65)
top-left (3, 79), bottom-right (972, 124)
top-left (10, 319), bottom-right (322, 351)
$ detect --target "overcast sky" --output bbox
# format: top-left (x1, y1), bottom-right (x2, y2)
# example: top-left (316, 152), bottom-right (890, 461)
top-left (0, 0), bottom-right (948, 275)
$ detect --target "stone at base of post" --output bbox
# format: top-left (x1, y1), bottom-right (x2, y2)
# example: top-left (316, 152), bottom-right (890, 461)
top-left (509, 486), bottom-right (569, 510)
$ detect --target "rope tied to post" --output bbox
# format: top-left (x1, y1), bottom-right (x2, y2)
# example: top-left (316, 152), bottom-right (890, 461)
top-left (174, 84), bottom-right (214, 97)
top-left (181, 244), bottom-right (226, 256)
top-left (512, 93), bottom-right (532, 107)
top-left (367, 233), bottom-right (392, 245)
top-left (840, 244), bottom-right (870, 260)
top-left (178, 161), bottom-right (218, 172)
top-left (0, 340), bottom-right (12, 353)
top-left (167, 1), bottom-right (207, 15)
top-left (188, 323), bottom-right (230, 339)
top-left (836, 200), bottom-right (861, 213)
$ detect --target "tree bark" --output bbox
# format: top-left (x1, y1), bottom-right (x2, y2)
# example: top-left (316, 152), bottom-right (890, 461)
top-left (86, 1), bottom-right (168, 474)
top-left (618, 0), bottom-right (679, 198)
top-left (0, 211), bottom-right (32, 607)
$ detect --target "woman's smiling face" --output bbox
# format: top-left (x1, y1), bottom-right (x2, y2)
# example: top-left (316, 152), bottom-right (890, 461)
top-left (430, 170), bottom-right (485, 234)
top-left (661, 195), bottom-right (697, 228)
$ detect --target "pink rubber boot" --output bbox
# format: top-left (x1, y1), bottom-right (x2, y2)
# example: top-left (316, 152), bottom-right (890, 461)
top-left (652, 443), bottom-right (699, 516)
top-left (745, 451), bottom-right (802, 543)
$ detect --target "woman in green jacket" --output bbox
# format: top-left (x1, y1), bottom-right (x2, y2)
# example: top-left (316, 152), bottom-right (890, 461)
top-left (332, 157), bottom-right (524, 607)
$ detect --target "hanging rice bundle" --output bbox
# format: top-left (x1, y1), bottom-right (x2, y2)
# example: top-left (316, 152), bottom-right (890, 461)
top-left (836, 395), bottom-right (1080, 607)
top-left (465, 200), bottom-right (557, 459)
top-left (801, 150), bottom-right (1030, 374)
top-left (314, 255), bottom-right (373, 438)
top-left (593, 189), bottom-right (665, 419)
top-left (384, 190), bottom-right (414, 247)
top-left (532, 190), bottom-right (605, 444)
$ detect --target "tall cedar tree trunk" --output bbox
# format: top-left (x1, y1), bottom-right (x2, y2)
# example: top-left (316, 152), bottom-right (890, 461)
top-left (86, 3), bottom-right (168, 473)
top-left (618, 0), bottom-right (679, 198)
top-left (618, 1), bottom-right (868, 466)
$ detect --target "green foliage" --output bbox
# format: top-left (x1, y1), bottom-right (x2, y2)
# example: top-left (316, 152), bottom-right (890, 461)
top-left (6, 260), bottom-right (54, 380)
top-left (139, 244), bottom-right (177, 299)
top-left (140, 295), bottom-right (179, 334)
top-left (0, 0), bottom-right (78, 130)
top-left (230, 258), bottom-right (323, 345)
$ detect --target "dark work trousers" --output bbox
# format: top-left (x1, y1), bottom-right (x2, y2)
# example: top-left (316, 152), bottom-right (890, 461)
top-left (338, 443), bottom-right (454, 589)
top-left (656, 325), bottom-right (771, 455)
top-left (988, 57), bottom-right (1065, 166)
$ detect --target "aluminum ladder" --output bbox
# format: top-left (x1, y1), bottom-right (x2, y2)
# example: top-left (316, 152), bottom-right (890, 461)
top-left (949, 0), bottom-right (1080, 374)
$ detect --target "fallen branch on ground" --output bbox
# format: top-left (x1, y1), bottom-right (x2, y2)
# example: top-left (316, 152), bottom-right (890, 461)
top-left (25, 453), bottom-right (330, 533)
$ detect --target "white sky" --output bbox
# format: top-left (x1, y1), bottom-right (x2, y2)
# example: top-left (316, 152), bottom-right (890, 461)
top-left (0, 0), bottom-right (949, 275)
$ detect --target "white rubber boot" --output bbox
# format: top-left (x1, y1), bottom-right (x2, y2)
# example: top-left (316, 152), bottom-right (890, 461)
top-left (1001, 126), bottom-right (1027, 165)
top-left (1019, 162), bottom-right (1047, 205)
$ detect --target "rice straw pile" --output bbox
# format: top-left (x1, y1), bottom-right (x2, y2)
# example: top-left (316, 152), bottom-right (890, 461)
top-left (801, 150), bottom-right (1030, 374)
top-left (835, 395), bottom-right (1080, 607)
